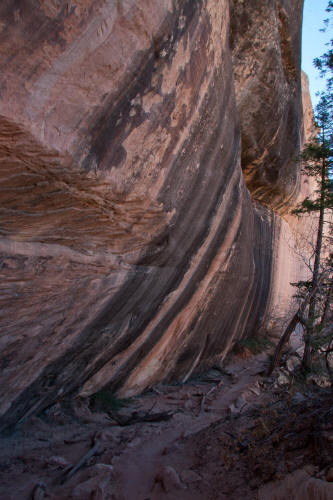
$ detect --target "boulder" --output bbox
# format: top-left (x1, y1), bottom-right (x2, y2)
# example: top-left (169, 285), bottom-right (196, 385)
top-left (259, 469), bottom-right (333, 500)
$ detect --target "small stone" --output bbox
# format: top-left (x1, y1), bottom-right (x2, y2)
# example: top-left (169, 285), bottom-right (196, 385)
top-left (181, 392), bottom-right (191, 400)
top-left (180, 469), bottom-right (202, 483)
top-left (303, 465), bottom-right (318, 476)
top-left (184, 399), bottom-right (196, 410)
top-left (307, 374), bottom-right (331, 388)
top-left (292, 392), bottom-right (306, 404)
top-left (286, 356), bottom-right (300, 372)
top-left (277, 372), bottom-right (289, 386)
top-left (96, 429), bottom-right (114, 442)
top-left (32, 483), bottom-right (46, 500)
top-left (46, 456), bottom-right (70, 468)
top-left (156, 465), bottom-right (185, 492)
top-left (295, 346), bottom-right (304, 357)
top-left (127, 437), bottom-right (141, 448)
top-left (228, 403), bottom-right (240, 414)
top-left (326, 467), bottom-right (333, 482)
top-left (72, 474), bottom-right (110, 499)
top-left (91, 463), bottom-right (114, 474)
top-left (235, 396), bottom-right (246, 409)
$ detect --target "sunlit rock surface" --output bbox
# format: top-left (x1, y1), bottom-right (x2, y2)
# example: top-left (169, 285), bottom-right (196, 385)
top-left (0, 0), bottom-right (306, 428)
top-left (263, 70), bottom-right (317, 334)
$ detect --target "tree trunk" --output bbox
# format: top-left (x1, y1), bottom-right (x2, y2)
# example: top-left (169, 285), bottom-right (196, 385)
top-left (267, 312), bottom-right (299, 376)
top-left (320, 280), bottom-right (332, 326)
top-left (268, 271), bottom-right (329, 375)
top-left (302, 146), bottom-right (327, 370)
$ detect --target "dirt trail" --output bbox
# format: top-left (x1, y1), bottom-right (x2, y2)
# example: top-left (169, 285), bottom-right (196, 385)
top-left (0, 350), bottom-right (332, 500)
top-left (111, 353), bottom-right (269, 500)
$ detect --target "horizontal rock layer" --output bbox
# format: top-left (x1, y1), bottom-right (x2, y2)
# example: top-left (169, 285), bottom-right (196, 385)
top-left (0, 0), bottom-right (306, 429)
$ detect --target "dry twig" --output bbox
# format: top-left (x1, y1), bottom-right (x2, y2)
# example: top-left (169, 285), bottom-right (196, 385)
top-left (60, 440), bottom-right (103, 484)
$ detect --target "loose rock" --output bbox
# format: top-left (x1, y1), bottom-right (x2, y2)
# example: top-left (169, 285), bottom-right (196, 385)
top-left (156, 465), bottom-right (186, 492)
top-left (46, 456), bottom-right (70, 468)
top-left (180, 469), bottom-right (202, 484)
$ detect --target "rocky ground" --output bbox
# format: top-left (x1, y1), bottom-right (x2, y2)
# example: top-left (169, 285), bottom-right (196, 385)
top-left (0, 340), bottom-right (332, 500)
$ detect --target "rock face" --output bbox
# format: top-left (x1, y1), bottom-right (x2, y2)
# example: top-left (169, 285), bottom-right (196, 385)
top-left (231, 0), bottom-right (304, 212)
top-left (0, 0), bottom-right (306, 428)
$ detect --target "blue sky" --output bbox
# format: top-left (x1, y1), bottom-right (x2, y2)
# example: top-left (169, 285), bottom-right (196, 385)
top-left (302, 0), bottom-right (331, 106)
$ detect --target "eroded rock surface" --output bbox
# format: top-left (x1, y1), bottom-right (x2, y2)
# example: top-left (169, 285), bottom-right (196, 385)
top-left (231, 0), bottom-right (304, 212)
top-left (0, 0), bottom-right (307, 428)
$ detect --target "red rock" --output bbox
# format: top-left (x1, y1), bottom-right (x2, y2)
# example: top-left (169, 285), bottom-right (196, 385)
top-left (0, 0), bottom-right (312, 430)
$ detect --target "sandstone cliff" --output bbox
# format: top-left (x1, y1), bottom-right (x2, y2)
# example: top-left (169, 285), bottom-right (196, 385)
top-left (0, 0), bottom-right (308, 429)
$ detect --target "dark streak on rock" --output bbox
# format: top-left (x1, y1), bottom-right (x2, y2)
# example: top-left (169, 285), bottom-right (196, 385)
top-left (0, 0), bottom-right (305, 431)
top-left (80, 0), bottom-right (203, 173)
top-left (0, 29), bottom-right (242, 431)
top-left (0, 0), bottom-right (67, 52)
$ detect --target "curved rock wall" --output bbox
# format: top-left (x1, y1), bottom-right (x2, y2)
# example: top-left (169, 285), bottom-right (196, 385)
top-left (231, 0), bottom-right (304, 212)
top-left (266, 71), bottom-right (320, 331)
top-left (0, 0), bottom-right (305, 429)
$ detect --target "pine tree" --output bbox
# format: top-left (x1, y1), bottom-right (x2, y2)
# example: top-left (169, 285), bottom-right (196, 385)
top-left (292, 93), bottom-right (333, 370)
top-left (268, 2), bottom-right (333, 377)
